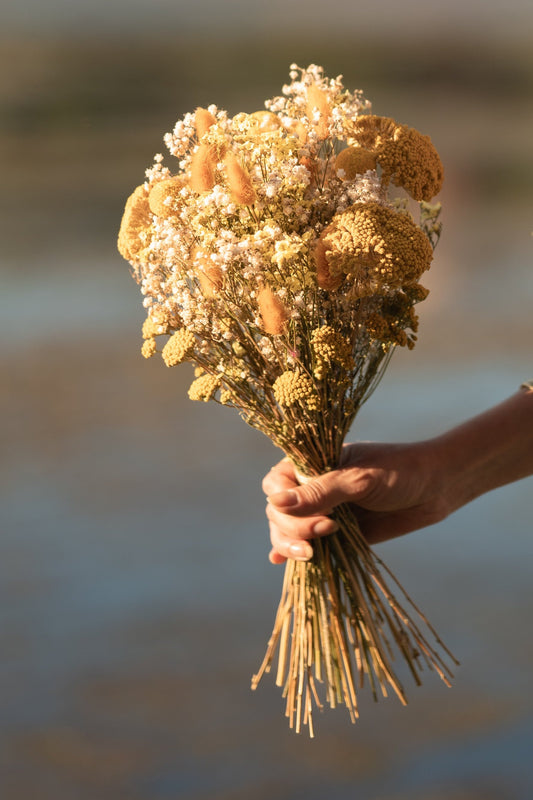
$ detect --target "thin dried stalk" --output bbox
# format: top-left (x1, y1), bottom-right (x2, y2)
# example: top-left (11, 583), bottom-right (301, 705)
top-left (251, 501), bottom-right (458, 737)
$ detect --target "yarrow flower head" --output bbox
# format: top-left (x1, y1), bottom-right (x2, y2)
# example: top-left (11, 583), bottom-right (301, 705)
top-left (273, 370), bottom-right (319, 411)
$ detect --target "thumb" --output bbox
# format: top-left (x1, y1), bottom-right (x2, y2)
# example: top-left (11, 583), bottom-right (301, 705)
top-left (267, 468), bottom-right (359, 516)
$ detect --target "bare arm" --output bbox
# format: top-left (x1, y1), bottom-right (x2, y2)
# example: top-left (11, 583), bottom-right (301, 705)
top-left (263, 388), bottom-right (533, 564)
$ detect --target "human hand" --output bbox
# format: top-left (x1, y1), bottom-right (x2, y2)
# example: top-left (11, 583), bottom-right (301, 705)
top-left (263, 441), bottom-right (449, 564)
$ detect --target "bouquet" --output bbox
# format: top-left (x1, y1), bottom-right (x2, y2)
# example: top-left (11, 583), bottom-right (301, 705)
top-left (118, 64), bottom-right (456, 735)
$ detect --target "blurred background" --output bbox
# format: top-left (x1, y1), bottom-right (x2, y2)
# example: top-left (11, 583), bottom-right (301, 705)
top-left (1, 1), bottom-right (533, 798)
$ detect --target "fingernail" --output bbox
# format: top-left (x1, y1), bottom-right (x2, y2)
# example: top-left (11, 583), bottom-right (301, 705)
top-left (289, 542), bottom-right (313, 561)
top-left (312, 519), bottom-right (339, 536)
top-left (267, 490), bottom-right (298, 508)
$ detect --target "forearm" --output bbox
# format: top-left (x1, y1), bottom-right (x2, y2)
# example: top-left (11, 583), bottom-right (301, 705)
top-left (431, 388), bottom-right (533, 515)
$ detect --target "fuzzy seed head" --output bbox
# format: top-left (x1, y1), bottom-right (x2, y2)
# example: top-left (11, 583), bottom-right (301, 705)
top-left (189, 143), bottom-right (217, 192)
top-left (224, 151), bottom-right (256, 205)
top-left (257, 286), bottom-right (289, 335)
top-left (306, 84), bottom-right (331, 138)
top-left (195, 107), bottom-right (217, 140)
top-left (314, 238), bottom-right (344, 291)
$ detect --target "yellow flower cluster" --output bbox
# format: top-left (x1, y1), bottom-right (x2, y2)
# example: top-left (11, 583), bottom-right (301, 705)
top-left (148, 177), bottom-right (185, 218)
top-left (365, 293), bottom-right (420, 349)
top-left (119, 65), bottom-right (443, 420)
top-left (311, 326), bottom-right (354, 379)
top-left (161, 328), bottom-right (196, 367)
top-left (117, 185), bottom-right (151, 266)
top-left (273, 371), bottom-right (319, 411)
top-left (188, 373), bottom-right (221, 402)
top-left (349, 115), bottom-right (444, 201)
top-left (141, 338), bottom-right (157, 359)
top-left (316, 202), bottom-right (433, 296)
top-left (142, 316), bottom-right (166, 339)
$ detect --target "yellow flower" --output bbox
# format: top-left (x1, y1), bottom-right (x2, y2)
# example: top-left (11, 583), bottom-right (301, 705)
top-left (117, 185), bottom-right (151, 262)
top-left (378, 125), bottom-right (443, 201)
top-left (335, 147), bottom-right (377, 180)
top-left (350, 115), bottom-right (443, 201)
top-left (318, 202), bottom-right (433, 296)
top-left (311, 326), bottom-right (353, 378)
top-left (161, 328), bottom-right (196, 367)
top-left (141, 338), bottom-right (157, 359)
top-left (188, 373), bottom-right (221, 402)
top-left (247, 111), bottom-right (283, 135)
top-left (148, 177), bottom-right (184, 218)
top-left (273, 371), bottom-right (319, 411)
top-left (142, 316), bottom-right (166, 339)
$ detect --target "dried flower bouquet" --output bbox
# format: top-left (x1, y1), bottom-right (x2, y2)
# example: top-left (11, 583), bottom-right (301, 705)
top-left (118, 64), bottom-right (456, 735)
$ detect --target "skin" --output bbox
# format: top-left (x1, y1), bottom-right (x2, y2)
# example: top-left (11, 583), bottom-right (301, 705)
top-left (263, 388), bottom-right (533, 564)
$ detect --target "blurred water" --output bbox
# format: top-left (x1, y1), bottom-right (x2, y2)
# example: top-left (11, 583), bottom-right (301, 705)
top-left (1, 20), bottom-right (533, 798)
top-left (2, 260), bottom-right (533, 797)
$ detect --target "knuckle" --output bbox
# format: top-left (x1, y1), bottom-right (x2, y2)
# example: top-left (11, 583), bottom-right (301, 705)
top-left (300, 481), bottom-right (326, 507)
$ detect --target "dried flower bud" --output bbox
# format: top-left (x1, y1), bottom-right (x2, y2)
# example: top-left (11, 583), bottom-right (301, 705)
top-left (257, 286), bottom-right (289, 335)
top-left (313, 238), bottom-right (344, 291)
top-left (350, 115), bottom-right (443, 201)
top-left (224, 152), bottom-right (256, 205)
top-left (189, 143), bottom-right (217, 192)
top-left (379, 124), bottom-right (443, 201)
top-left (192, 247), bottom-right (224, 298)
top-left (305, 84), bottom-right (331, 139)
top-left (195, 107), bottom-right (217, 140)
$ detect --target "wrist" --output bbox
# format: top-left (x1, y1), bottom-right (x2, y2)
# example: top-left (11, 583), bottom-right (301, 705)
top-left (425, 390), bottom-right (533, 517)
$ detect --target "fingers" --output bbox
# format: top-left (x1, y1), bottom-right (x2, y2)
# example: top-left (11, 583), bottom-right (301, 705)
top-left (266, 467), bottom-right (359, 517)
top-left (263, 458), bottom-right (355, 564)
top-left (266, 502), bottom-right (338, 540)
top-left (266, 501), bottom-right (339, 563)
top-left (262, 458), bottom-right (298, 497)
top-left (268, 520), bottom-right (314, 563)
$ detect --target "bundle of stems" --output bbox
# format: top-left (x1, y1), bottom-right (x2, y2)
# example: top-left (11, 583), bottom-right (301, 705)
top-left (246, 348), bottom-right (456, 736)
top-left (252, 469), bottom-right (456, 736)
